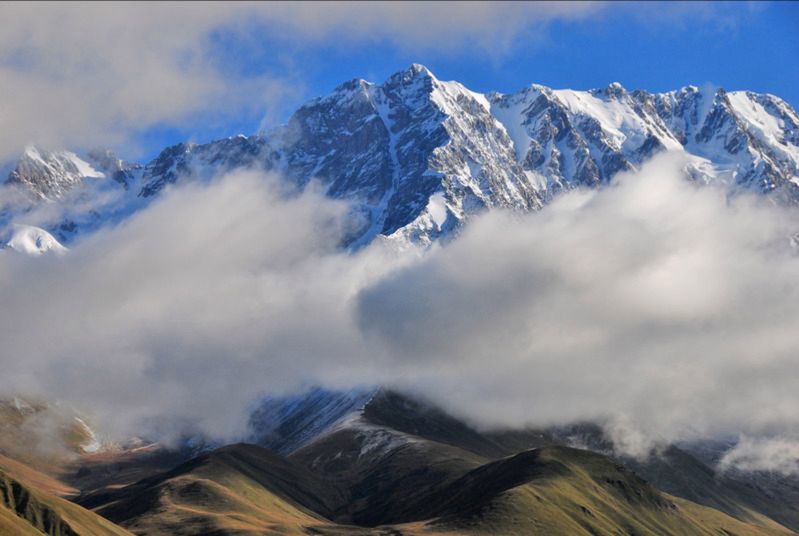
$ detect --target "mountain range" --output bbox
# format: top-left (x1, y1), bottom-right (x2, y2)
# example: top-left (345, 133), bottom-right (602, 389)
top-left (2, 64), bottom-right (798, 252)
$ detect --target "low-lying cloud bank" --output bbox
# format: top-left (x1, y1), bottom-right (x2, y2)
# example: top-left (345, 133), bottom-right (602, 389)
top-left (2, 154), bottom-right (799, 471)
top-left (0, 172), bottom-right (401, 440)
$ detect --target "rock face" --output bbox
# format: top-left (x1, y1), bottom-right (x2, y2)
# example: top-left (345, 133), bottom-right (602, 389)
top-left (4, 65), bottom-right (799, 247)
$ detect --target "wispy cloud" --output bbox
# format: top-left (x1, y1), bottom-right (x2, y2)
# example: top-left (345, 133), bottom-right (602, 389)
top-left (248, 1), bottom-right (603, 53)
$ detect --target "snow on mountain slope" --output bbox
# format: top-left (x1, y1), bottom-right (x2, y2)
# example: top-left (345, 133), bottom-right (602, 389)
top-left (247, 387), bottom-right (379, 454)
top-left (248, 387), bottom-right (452, 470)
top-left (726, 91), bottom-right (799, 185)
top-left (488, 83), bottom-right (685, 197)
top-left (247, 387), bottom-right (510, 464)
top-left (654, 86), bottom-right (799, 193)
top-left (2, 224), bottom-right (66, 255)
top-left (3, 65), bottom-right (799, 247)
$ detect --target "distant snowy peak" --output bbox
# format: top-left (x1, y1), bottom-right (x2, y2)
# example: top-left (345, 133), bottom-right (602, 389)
top-left (262, 63), bottom-right (540, 244)
top-left (654, 86), bottom-right (799, 191)
top-left (489, 81), bottom-right (685, 194)
top-left (6, 145), bottom-right (108, 201)
top-left (2, 224), bottom-right (67, 255)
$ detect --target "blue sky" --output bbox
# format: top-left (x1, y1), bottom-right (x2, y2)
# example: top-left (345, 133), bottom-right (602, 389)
top-left (1, 2), bottom-right (797, 162)
top-left (161, 2), bottom-right (799, 159)
top-left (274, 2), bottom-right (799, 100)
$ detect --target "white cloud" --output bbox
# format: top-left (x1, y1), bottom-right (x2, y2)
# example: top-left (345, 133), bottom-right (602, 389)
top-left (357, 153), bottom-right (799, 457)
top-left (4, 154), bottom-right (799, 469)
top-left (0, 3), bottom-right (286, 161)
top-left (0, 170), bottom-right (393, 440)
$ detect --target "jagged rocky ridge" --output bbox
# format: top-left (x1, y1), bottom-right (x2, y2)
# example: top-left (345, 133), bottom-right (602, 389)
top-left (2, 64), bottom-right (798, 248)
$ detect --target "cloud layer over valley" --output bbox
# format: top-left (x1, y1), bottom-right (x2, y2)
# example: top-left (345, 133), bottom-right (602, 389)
top-left (3, 154), bottom-right (799, 470)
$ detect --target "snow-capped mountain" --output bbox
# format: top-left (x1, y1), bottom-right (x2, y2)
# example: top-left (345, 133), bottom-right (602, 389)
top-left (6, 146), bottom-right (107, 201)
top-left (3, 65), bottom-right (799, 248)
top-left (265, 64), bottom-right (542, 245)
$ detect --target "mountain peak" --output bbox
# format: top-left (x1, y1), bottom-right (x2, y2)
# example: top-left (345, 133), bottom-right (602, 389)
top-left (385, 63), bottom-right (438, 88)
top-left (330, 76), bottom-right (372, 96)
top-left (599, 81), bottom-right (626, 99)
top-left (408, 62), bottom-right (434, 77)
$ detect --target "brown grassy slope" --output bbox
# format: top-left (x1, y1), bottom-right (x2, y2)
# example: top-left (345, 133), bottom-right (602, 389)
top-left (81, 440), bottom-right (796, 536)
top-left (82, 443), bottom-right (351, 536)
top-left (0, 505), bottom-right (46, 536)
top-left (0, 462), bottom-right (132, 536)
top-left (418, 446), bottom-right (794, 536)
